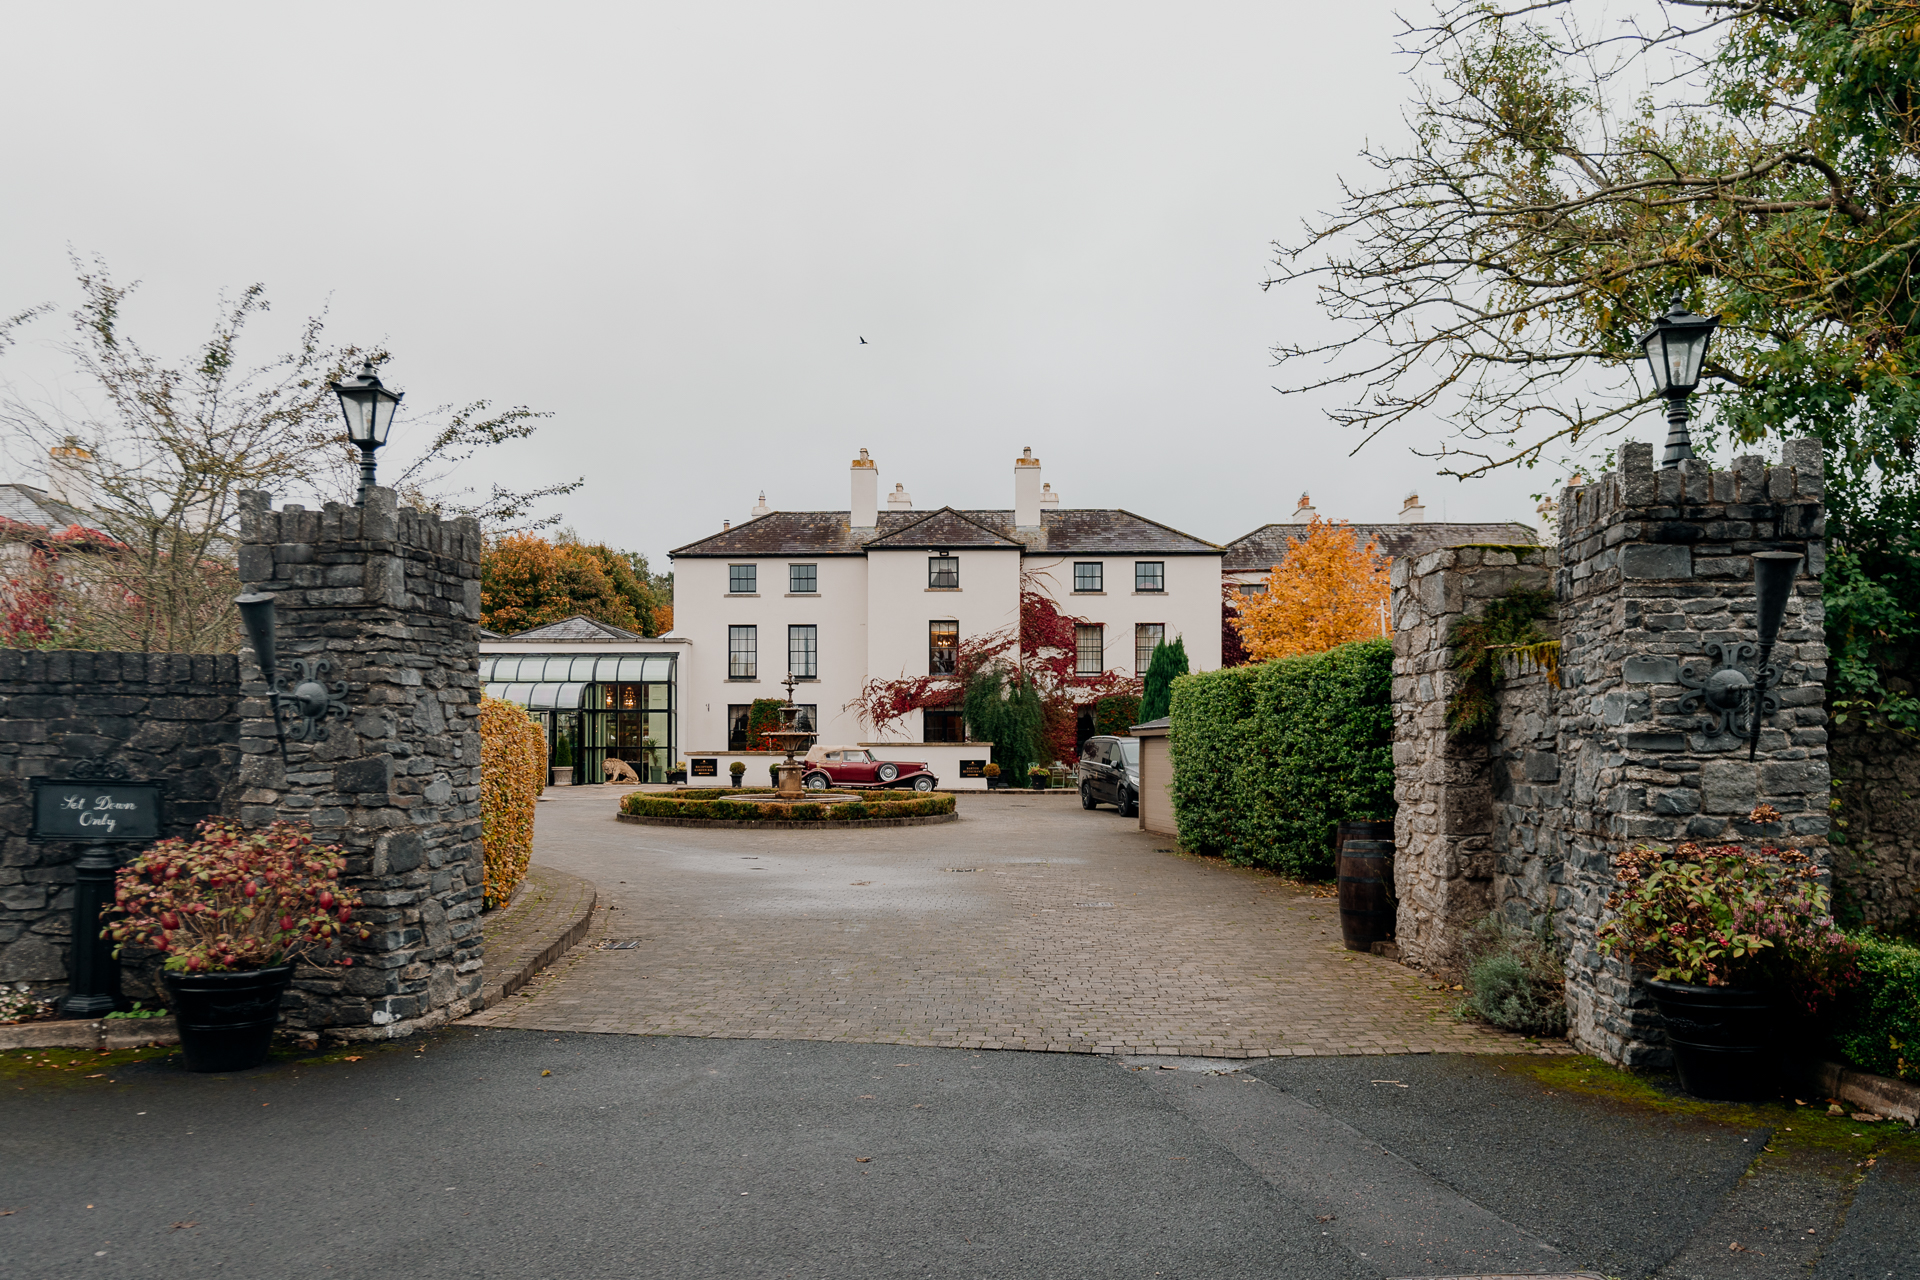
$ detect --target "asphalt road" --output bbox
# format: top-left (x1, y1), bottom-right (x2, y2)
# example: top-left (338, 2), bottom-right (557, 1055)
top-left (6, 1032), bottom-right (1915, 1280)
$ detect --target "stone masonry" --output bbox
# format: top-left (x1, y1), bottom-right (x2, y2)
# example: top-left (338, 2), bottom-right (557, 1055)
top-left (235, 487), bottom-right (485, 1041)
top-left (0, 653), bottom-right (241, 994)
top-left (1829, 717), bottom-right (1920, 927)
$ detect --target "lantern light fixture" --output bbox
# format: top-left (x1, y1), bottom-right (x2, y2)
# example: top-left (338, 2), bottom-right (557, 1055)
top-left (1637, 294), bottom-right (1721, 471)
top-left (330, 358), bottom-right (404, 505)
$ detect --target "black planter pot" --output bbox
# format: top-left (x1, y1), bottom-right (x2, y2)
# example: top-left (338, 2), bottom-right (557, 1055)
top-left (163, 965), bottom-right (295, 1073)
top-left (1029, 776), bottom-right (1046, 790)
top-left (667, 771), bottom-right (687, 784)
top-left (1644, 978), bottom-right (1775, 1101)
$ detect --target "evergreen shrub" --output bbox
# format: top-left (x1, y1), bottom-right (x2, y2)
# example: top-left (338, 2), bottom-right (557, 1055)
top-left (1834, 933), bottom-right (1920, 1083)
top-left (1094, 694), bottom-right (1140, 738)
top-left (479, 696), bottom-right (547, 908)
top-left (620, 792), bottom-right (955, 822)
top-left (1139, 635), bottom-right (1189, 722)
top-left (1167, 639), bottom-right (1393, 878)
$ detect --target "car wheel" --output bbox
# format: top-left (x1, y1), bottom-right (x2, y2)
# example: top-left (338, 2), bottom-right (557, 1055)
top-left (1117, 787), bottom-right (1137, 818)
top-left (1080, 783), bottom-right (1097, 810)
top-left (803, 772), bottom-right (829, 791)
top-left (876, 762), bottom-right (900, 782)
top-left (911, 775), bottom-right (934, 792)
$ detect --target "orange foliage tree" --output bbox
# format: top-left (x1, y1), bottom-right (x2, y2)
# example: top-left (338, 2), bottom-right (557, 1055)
top-left (1230, 517), bottom-right (1389, 661)
top-left (480, 534), bottom-right (661, 635)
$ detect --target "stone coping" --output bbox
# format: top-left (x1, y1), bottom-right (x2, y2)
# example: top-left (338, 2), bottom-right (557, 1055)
top-left (617, 812), bottom-right (960, 831)
top-left (0, 1016), bottom-right (178, 1051)
top-left (1803, 1059), bottom-right (1920, 1126)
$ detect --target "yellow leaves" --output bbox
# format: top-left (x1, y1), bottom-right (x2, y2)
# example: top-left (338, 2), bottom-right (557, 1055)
top-left (480, 697), bottom-right (545, 909)
top-left (1230, 518), bottom-right (1391, 662)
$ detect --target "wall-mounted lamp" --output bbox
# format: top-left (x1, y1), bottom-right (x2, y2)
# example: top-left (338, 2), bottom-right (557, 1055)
top-left (1675, 551), bottom-right (1803, 759)
top-left (234, 590), bottom-right (350, 743)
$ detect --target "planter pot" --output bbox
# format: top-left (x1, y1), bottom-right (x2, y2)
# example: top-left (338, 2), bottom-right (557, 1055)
top-left (985, 777), bottom-right (1001, 789)
top-left (730, 775), bottom-right (744, 788)
top-left (1644, 978), bottom-right (1775, 1101)
top-left (551, 766), bottom-right (574, 787)
top-left (1029, 776), bottom-right (1047, 790)
top-left (162, 965), bottom-right (294, 1073)
top-left (667, 771), bottom-right (687, 784)
top-left (1337, 838), bottom-right (1396, 952)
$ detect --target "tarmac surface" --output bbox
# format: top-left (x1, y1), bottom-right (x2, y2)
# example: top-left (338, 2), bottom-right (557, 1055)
top-left (4, 1031), bottom-right (1916, 1280)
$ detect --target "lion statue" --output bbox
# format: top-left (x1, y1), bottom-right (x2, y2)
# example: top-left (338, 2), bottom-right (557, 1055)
top-left (602, 758), bottom-right (641, 785)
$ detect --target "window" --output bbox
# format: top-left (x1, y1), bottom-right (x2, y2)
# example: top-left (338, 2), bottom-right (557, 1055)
top-left (924, 708), bottom-right (964, 743)
top-left (789, 624), bottom-right (817, 678)
top-left (729, 564), bottom-right (756, 594)
top-left (789, 563), bottom-right (817, 594)
top-left (1073, 562), bottom-right (1103, 592)
top-left (731, 702), bottom-right (816, 750)
top-left (929, 620), bottom-right (959, 674)
top-left (1075, 624), bottom-right (1104, 676)
top-left (1134, 561), bottom-right (1165, 592)
top-left (1136, 623), bottom-right (1165, 672)
top-left (728, 625), bottom-right (757, 678)
top-left (928, 555), bottom-right (959, 589)
top-left (1239, 583), bottom-right (1267, 596)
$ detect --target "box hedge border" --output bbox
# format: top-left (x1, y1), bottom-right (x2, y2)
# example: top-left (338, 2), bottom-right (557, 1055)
top-left (619, 790), bottom-right (957, 826)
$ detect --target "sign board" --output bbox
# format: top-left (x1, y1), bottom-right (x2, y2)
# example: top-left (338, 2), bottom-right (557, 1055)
top-left (30, 779), bottom-right (163, 843)
top-left (959, 759), bottom-right (987, 779)
top-left (690, 758), bottom-right (718, 778)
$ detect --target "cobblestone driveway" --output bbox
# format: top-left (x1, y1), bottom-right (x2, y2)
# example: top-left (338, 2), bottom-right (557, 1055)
top-left (466, 790), bottom-right (1546, 1057)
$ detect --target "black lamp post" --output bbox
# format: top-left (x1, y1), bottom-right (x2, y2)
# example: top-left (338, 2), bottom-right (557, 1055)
top-left (329, 358), bottom-right (403, 505)
top-left (1637, 294), bottom-right (1721, 470)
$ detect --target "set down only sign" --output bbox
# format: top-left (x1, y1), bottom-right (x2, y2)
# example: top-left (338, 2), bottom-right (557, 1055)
top-left (31, 779), bottom-right (163, 843)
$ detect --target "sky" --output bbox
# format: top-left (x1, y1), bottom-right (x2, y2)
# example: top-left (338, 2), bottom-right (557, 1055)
top-left (0, 1), bottom-right (1594, 564)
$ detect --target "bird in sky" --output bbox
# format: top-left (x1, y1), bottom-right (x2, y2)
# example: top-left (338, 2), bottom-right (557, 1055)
top-left (858, 336), bottom-right (868, 344)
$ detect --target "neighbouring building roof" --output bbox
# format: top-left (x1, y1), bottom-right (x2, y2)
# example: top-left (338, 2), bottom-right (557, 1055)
top-left (503, 614), bottom-right (650, 643)
top-left (0, 484), bottom-right (107, 535)
top-left (1221, 521), bottom-right (1539, 574)
top-left (670, 509), bottom-right (1221, 559)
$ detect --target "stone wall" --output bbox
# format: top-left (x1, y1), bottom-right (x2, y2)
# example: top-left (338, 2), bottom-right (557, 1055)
top-left (0, 652), bottom-right (241, 993)
top-left (1553, 439), bottom-right (1827, 1064)
top-left (235, 488), bottom-right (485, 1041)
top-left (1830, 719), bottom-right (1920, 926)
top-left (1390, 544), bottom-right (1558, 975)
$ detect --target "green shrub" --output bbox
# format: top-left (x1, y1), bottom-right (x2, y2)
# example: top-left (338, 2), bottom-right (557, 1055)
top-left (1460, 915), bottom-right (1568, 1037)
top-left (964, 663), bottom-right (1045, 778)
top-left (1834, 933), bottom-right (1920, 1083)
top-left (621, 791), bottom-right (955, 822)
top-left (1167, 639), bottom-right (1392, 878)
top-left (1139, 635), bottom-right (1189, 722)
top-left (1094, 694), bottom-right (1141, 738)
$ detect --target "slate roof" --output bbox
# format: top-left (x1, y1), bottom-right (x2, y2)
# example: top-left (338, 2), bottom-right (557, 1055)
top-left (0, 484), bottom-right (107, 535)
top-left (671, 509), bottom-right (1221, 558)
top-left (504, 614), bottom-right (649, 643)
top-left (1221, 521), bottom-right (1539, 573)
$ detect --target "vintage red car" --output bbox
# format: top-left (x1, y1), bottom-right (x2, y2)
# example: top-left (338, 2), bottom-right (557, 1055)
top-left (801, 745), bottom-right (939, 792)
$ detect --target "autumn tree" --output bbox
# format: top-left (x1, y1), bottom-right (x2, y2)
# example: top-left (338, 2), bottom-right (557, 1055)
top-left (480, 534), bottom-right (663, 636)
top-left (1231, 518), bottom-right (1389, 661)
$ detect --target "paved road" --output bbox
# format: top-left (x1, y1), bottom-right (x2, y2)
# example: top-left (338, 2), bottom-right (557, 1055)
top-left (7, 1032), bottom-right (1915, 1279)
top-left (470, 788), bottom-right (1534, 1056)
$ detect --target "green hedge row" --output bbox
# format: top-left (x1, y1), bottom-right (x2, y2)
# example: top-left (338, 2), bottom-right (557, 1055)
top-left (1835, 933), bottom-right (1920, 1083)
top-left (620, 791), bottom-right (956, 822)
top-left (1167, 639), bottom-right (1394, 878)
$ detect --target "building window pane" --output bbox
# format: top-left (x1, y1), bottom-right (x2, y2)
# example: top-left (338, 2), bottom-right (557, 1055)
top-left (728, 704), bottom-right (751, 751)
top-left (789, 624), bottom-right (818, 678)
top-left (728, 625), bottom-right (757, 678)
top-left (789, 563), bottom-right (817, 593)
top-left (1075, 624), bottom-right (1104, 676)
top-left (1135, 561), bottom-right (1165, 592)
top-left (1073, 562), bottom-right (1103, 592)
top-left (924, 708), bottom-right (964, 743)
top-left (928, 555), bottom-right (959, 589)
top-left (929, 620), bottom-right (959, 674)
top-left (1135, 623), bottom-right (1165, 673)
top-left (1239, 583), bottom-right (1267, 595)
top-left (729, 564), bottom-right (757, 593)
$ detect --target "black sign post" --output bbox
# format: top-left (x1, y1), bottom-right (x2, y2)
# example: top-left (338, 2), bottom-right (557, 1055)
top-left (31, 764), bottom-right (164, 1018)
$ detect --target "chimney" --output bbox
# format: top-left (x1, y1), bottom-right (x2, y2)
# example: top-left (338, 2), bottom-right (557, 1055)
top-left (46, 437), bottom-right (92, 509)
top-left (851, 448), bottom-right (878, 527)
top-left (722, 518), bottom-right (731, 531)
top-left (1291, 492), bottom-right (1317, 523)
top-left (751, 491), bottom-right (770, 518)
top-left (1398, 491), bottom-right (1425, 523)
top-left (1014, 447), bottom-right (1042, 528)
top-left (887, 482), bottom-right (912, 511)
top-left (1040, 482), bottom-right (1058, 510)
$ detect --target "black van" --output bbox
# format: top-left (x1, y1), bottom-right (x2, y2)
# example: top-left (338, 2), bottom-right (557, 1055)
top-left (1077, 735), bottom-right (1140, 817)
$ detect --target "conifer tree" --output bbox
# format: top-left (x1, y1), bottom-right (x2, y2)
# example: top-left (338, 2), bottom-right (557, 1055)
top-left (1139, 634), bottom-right (1188, 723)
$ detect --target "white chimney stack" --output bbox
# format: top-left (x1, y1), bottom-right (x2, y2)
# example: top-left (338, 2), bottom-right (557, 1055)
top-left (850, 448), bottom-right (878, 527)
top-left (1040, 481), bottom-right (1058, 510)
top-left (1291, 492), bottom-right (1317, 523)
top-left (887, 482), bottom-right (912, 510)
top-left (46, 437), bottom-right (92, 509)
top-left (1399, 491), bottom-right (1425, 523)
top-left (751, 491), bottom-right (770, 518)
top-left (1014, 447), bottom-right (1042, 527)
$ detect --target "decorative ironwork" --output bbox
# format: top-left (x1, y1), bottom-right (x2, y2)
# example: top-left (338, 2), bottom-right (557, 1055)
top-left (271, 656), bottom-right (351, 743)
top-left (68, 756), bottom-right (132, 781)
top-left (1676, 642), bottom-right (1778, 740)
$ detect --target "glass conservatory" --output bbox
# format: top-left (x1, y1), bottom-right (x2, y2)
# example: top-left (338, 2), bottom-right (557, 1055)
top-left (479, 652), bottom-right (677, 784)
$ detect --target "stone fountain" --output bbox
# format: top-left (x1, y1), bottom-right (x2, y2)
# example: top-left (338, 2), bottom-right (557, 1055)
top-left (763, 673), bottom-right (817, 798)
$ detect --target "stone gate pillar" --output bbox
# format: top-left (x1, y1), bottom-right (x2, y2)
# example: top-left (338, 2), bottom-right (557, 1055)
top-left (1555, 440), bottom-right (1827, 1063)
top-left (234, 488), bottom-right (485, 1040)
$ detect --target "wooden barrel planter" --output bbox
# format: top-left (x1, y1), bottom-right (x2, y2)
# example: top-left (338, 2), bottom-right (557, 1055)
top-left (1335, 820), bottom-right (1394, 857)
top-left (1337, 837), bottom-right (1396, 952)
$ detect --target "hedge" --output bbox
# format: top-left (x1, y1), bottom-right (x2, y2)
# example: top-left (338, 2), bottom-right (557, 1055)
top-left (479, 697), bottom-right (547, 909)
top-left (1167, 638), bottom-right (1394, 878)
top-left (620, 791), bottom-right (956, 823)
top-left (1834, 933), bottom-right (1920, 1083)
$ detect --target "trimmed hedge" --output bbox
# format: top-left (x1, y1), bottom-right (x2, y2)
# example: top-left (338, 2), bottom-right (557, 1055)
top-left (620, 791), bottom-right (956, 823)
top-left (1167, 638), bottom-right (1394, 878)
top-left (479, 697), bottom-right (547, 909)
top-left (1835, 933), bottom-right (1920, 1083)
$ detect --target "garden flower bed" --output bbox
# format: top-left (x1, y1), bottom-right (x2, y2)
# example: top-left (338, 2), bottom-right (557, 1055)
top-left (617, 788), bottom-right (958, 829)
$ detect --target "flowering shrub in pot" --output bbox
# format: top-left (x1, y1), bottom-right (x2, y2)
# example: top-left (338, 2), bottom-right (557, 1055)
top-left (108, 820), bottom-right (368, 1072)
top-left (1597, 810), bottom-right (1856, 1101)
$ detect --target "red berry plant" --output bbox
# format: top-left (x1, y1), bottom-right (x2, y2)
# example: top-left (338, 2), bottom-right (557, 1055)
top-left (1597, 806), bottom-right (1857, 1017)
top-left (107, 819), bottom-right (370, 973)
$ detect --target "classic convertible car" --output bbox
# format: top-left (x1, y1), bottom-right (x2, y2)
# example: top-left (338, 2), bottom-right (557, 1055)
top-left (801, 746), bottom-right (939, 792)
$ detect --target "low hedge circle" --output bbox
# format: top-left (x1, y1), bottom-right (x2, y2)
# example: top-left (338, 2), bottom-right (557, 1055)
top-left (617, 788), bottom-right (958, 830)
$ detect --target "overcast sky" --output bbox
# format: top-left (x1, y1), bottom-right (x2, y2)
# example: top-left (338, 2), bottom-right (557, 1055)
top-left (0, 1), bottom-right (1591, 564)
